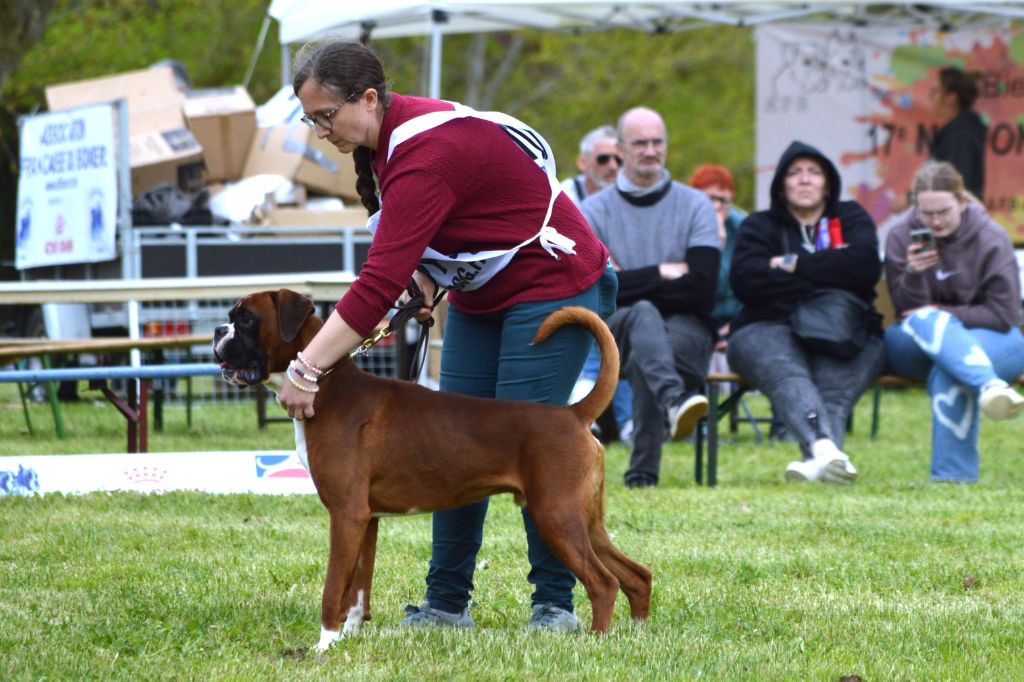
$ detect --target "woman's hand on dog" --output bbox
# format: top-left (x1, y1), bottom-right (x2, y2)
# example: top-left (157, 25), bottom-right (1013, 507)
top-left (279, 378), bottom-right (316, 420)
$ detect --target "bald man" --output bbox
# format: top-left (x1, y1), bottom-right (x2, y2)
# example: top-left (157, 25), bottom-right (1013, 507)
top-left (580, 107), bottom-right (720, 488)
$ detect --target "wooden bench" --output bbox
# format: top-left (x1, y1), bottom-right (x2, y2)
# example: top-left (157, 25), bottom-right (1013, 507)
top-left (694, 372), bottom-right (1024, 487)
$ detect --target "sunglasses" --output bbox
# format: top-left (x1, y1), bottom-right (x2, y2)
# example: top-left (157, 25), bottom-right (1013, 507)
top-left (706, 194), bottom-right (732, 206)
top-left (595, 154), bottom-right (623, 166)
top-left (300, 93), bottom-right (359, 131)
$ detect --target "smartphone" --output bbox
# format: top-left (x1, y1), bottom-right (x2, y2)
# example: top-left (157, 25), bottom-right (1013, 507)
top-left (909, 227), bottom-right (936, 253)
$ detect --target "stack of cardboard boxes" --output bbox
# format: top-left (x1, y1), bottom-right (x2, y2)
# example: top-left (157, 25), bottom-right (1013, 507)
top-left (44, 66), bottom-right (362, 228)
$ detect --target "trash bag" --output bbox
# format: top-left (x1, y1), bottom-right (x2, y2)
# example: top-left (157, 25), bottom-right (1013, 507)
top-left (132, 184), bottom-right (213, 225)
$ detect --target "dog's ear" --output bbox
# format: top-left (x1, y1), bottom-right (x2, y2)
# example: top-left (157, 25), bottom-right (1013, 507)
top-left (275, 289), bottom-right (314, 343)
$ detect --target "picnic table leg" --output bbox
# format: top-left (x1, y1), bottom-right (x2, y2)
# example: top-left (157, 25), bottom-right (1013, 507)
top-left (126, 379), bottom-right (138, 453)
top-left (42, 355), bottom-right (66, 439)
top-left (92, 378), bottom-right (146, 453)
top-left (707, 382), bottom-right (719, 488)
top-left (153, 382), bottom-right (164, 432)
top-left (186, 376), bottom-right (194, 427)
top-left (139, 379), bottom-right (150, 453)
top-left (16, 379), bottom-right (35, 435)
top-left (256, 385), bottom-right (268, 428)
top-left (694, 411), bottom-right (704, 486)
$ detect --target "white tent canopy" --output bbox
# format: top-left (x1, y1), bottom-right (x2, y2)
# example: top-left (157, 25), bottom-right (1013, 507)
top-left (266, 1), bottom-right (1024, 94)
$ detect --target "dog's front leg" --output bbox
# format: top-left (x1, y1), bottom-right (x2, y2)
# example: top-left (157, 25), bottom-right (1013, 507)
top-left (316, 510), bottom-right (371, 653)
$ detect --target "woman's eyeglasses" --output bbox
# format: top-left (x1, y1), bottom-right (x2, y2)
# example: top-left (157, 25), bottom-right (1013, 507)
top-left (300, 93), bottom-right (360, 131)
top-left (595, 154), bottom-right (623, 166)
top-left (706, 194), bottom-right (732, 206)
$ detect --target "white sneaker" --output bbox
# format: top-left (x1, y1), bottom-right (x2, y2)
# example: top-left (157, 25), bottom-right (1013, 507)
top-left (784, 458), bottom-right (823, 482)
top-left (785, 441), bottom-right (857, 484)
top-left (979, 382), bottom-right (1024, 421)
top-left (666, 393), bottom-right (709, 440)
top-left (819, 454), bottom-right (857, 484)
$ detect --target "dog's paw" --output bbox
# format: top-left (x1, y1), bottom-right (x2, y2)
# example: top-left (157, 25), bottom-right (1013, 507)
top-left (315, 627), bottom-right (342, 653)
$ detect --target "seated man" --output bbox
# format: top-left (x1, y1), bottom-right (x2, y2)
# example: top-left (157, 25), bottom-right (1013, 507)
top-left (581, 107), bottom-right (720, 488)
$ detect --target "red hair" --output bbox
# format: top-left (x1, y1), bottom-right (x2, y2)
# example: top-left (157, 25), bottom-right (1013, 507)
top-left (688, 164), bottom-right (735, 193)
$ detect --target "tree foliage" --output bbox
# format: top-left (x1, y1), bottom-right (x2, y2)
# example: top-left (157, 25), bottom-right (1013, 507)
top-left (1, 1), bottom-right (756, 264)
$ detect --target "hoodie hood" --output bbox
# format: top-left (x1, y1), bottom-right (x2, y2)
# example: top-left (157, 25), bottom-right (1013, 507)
top-left (769, 140), bottom-right (842, 221)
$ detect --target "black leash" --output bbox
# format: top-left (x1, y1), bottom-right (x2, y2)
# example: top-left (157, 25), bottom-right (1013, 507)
top-left (388, 279), bottom-right (446, 381)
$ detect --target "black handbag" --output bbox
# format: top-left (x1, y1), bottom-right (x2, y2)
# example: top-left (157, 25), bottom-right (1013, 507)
top-left (791, 287), bottom-right (873, 358)
top-left (781, 227), bottom-right (875, 358)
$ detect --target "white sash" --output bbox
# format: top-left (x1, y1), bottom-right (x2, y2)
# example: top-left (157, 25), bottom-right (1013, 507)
top-left (366, 103), bottom-right (576, 292)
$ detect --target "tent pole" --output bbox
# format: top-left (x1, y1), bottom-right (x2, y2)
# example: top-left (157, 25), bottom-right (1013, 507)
top-left (281, 43), bottom-right (291, 88)
top-left (429, 19), bottom-right (443, 99)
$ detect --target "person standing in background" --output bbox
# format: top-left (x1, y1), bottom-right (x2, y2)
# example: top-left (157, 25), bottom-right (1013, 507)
top-left (930, 66), bottom-right (987, 198)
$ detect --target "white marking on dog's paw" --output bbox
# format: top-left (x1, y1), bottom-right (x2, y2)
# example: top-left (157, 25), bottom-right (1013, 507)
top-left (316, 626), bottom-right (341, 652)
top-left (342, 589), bottom-right (366, 636)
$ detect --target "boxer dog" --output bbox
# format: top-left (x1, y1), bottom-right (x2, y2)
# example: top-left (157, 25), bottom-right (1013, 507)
top-left (213, 289), bottom-right (652, 651)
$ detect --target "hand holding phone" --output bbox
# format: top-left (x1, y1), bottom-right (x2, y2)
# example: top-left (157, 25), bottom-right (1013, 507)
top-left (907, 227), bottom-right (939, 274)
top-left (909, 227), bottom-right (936, 254)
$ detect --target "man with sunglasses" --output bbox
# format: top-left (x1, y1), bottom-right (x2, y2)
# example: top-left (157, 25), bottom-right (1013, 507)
top-left (564, 125), bottom-right (634, 446)
top-left (560, 125), bottom-right (621, 205)
top-left (580, 107), bottom-right (720, 488)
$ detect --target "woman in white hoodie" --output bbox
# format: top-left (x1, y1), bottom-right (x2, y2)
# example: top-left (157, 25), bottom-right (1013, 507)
top-left (885, 161), bottom-right (1024, 483)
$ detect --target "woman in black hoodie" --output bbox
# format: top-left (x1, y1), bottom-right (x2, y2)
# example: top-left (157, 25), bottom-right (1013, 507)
top-left (727, 141), bottom-right (885, 483)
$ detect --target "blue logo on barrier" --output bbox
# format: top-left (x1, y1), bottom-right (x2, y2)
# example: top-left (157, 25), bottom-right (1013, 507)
top-left (255, 454), bottom-right (309, 479)
top-left (0, 465), bottom-right (40, 496)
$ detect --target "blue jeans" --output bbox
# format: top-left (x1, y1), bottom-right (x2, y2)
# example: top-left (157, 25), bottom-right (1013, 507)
top-left (425, 266), bottom-right (617, 614)
top-left (579, 346), bottom-right (634, 429)
top-left (885, 308), bottom-right (1024, 482)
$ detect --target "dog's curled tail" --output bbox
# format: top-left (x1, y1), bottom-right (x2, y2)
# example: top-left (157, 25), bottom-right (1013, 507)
top-left (532, 306), bottom-right (619, 427)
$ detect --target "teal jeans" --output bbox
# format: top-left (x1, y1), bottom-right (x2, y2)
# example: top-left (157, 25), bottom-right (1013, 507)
top-left (423, 266), bottom-right (617, 614)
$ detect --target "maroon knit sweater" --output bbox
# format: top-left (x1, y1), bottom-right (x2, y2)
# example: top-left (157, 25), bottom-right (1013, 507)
top-left (336, 94), bottom-right (608, 336)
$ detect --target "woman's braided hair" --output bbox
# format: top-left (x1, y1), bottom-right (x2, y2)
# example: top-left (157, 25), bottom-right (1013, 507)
top-left (293, 39), bottom-right (391, 214)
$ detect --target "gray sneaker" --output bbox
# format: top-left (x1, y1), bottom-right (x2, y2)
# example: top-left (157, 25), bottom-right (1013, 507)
top-left (400, 601), bottom-right (474, 629)
top-left (527, 604), bottom-right (580, 632)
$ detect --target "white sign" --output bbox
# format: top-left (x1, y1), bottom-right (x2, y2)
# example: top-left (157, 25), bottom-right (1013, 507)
top-left (756, 24), bottom-right (1024, 243)
top-left (16, 103), bottom-right (118, 269)
top-left (0, 451), bottom-right (316, 496)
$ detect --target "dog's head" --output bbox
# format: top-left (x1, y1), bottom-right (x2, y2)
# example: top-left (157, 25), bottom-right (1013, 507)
top-left (213, 289), bottom-right (317, 387)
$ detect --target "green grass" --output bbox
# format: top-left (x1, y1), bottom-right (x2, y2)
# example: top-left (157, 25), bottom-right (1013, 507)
top-left (2, 383), bottom-right (1024, 680)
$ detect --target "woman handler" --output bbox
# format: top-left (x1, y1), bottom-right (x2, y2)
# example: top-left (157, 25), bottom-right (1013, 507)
top-left (278, 39), bottom-right (615, 631)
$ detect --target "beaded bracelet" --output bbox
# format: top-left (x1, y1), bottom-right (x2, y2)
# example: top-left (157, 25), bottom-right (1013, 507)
top-left (286, 365), bottom-right (319, 393)
top-left (296, 351), bottom-right (324, 377)
top-left (290, 360), bottom-right (320, 385)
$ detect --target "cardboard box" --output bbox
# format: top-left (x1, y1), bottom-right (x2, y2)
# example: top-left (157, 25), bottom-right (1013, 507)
top-left (184, 87), bottom-right (257, 183)
top-left (263, 207), bottom-right (370, 228)
top-left (243, 122), bottom-right (359, 200)
top-left (45, 66), bottom-right (203, 197)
